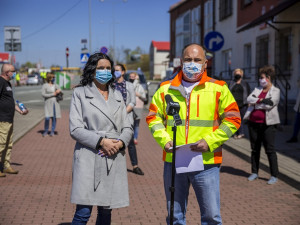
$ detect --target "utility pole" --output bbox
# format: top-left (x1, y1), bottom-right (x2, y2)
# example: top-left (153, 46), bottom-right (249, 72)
top-left (66, 47), bottom-right (69, 68)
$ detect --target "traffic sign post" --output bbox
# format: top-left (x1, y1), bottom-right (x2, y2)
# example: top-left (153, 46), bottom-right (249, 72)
top-left (4, 26), bottom-right (22, 65)
top-left (66, 47), bottom-right (69, 68)
top-left (204, 31), bottom-right (224, 52)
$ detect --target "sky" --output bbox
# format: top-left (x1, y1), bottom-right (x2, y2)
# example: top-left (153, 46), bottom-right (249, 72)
top-left (0, 0), bottom-right (179, 68)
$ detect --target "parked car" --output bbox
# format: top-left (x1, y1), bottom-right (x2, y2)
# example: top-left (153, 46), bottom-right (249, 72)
top-left (124, 70), bottom-right (149, 105)
top-left (26, 73), bottom-right (43, 85)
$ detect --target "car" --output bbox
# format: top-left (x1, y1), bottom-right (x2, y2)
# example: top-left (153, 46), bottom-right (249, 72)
top-left (124, 69), bottom-right (149, 105)
top-left (26, 73), bottom-right (43, 85)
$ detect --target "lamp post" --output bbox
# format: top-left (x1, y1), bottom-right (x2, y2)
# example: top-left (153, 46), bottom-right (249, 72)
top-left (99, 0), bottom-right (127, 61)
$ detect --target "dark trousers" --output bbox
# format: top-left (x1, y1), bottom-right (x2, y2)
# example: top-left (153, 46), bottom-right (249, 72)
top-left (236, 105), bottom-right (247, 135)
top-left (127, 136), bottom-right (138, 166)
top-left (248, 122), bottom-right (279, 177)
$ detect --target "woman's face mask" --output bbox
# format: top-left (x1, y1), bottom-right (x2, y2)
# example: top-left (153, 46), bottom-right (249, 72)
top-left (95, 69), bottom-right (112, 84)
top-left (259, 78), bottom-right (268, 88)
top-left (114, 70), bottom-right (122, 79)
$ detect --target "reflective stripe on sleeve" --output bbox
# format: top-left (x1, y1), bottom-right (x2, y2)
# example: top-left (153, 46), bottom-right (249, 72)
top-left (151, 123), bottom-right (165, 134)
top-left (219, 124), bottom-right (233, 138)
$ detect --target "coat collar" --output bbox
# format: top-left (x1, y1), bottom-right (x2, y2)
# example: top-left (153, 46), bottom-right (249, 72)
top-left (84, 82), bottom-right (121, 128)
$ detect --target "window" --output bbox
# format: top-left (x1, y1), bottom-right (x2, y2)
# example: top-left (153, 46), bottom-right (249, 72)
top-left (219, 0), bottom-right (232, 21)
top-left (275, 28), bottom-right (292, 73)
top-left (204, 0), bottom-right (213, 35)
top-left (256, 35), bottom-right (269, 68)
top-left (244, 44), bottom-right (252, 73)
top-left (222, 49), bottom-right (232, 79)
top-left (191, 6), bottom-right (201, 43)
top-left (175, 6), bottom-right (201, 58)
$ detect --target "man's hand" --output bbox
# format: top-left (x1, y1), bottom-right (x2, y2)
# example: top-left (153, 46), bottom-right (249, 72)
top-left (164, 141), bottom-right (173, 153)
top-left (190, 139), bottom-right (209, 152)
top-left (21, 109), bottom-right (29, 115)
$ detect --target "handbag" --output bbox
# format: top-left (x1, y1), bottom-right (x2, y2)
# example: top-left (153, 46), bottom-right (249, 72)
top-left (56, 92), bottom-right (64, 102)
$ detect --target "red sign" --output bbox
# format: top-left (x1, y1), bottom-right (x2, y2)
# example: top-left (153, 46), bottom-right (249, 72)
top-left (0, 53), bottom-right (10, 62)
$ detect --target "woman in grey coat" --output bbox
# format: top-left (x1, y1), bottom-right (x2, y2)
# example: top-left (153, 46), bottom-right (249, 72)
top-left (41, 73), bottom-right (61, 137)
top-left (69, 53), bottom-right (133, 225)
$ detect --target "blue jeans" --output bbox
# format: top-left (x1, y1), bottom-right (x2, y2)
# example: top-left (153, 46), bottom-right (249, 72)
top-left (133, 119), bottom-right (140, 140)
top-left (44, 104), bottom-right (56, 133)
top-left (72, 205), bottom-right (112, 225)
top-left (163, 162), bottom-right (222, 225)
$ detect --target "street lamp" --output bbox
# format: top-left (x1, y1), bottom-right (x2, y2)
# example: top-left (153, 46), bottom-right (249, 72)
top-left (99, 0), bottom-right (128, 61)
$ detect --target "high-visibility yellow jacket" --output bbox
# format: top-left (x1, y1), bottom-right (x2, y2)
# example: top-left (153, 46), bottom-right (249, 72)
top-left (146, 70), bottom-right (241, 164)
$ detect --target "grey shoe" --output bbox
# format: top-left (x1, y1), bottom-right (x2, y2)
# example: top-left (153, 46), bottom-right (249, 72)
top-left (248, 173), bottom-right (258, 181)
top-left (267, 176), bottom-right (278, 185)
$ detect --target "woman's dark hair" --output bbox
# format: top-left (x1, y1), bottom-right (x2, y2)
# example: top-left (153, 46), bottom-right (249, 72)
top-left (259, 65), bottom-right (275, 81)
top-left (116, 63), bottom-right (126, 72)
top-left (80, 53), bottom-right (115, 86)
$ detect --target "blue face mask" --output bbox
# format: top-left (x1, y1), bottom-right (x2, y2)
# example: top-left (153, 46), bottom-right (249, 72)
top-left (95, 69), bottom-right (112, 84)
top-left (51, 78), bottom-right (55, 83)
top-left (114, 70), bottom-right (122, 78)
top-left (11, 72), bottom-right (16, 80)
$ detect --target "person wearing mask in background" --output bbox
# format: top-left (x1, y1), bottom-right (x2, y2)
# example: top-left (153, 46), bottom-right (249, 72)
top-left (114, 64), bottom-right (144, 175)
top-left (129, 72), bottom-right (146, 145)
top-left (246, 65), bottom-right (280, 185)
top-left (147, 44), bottom-right (240, 224)
top-left (229, 68), bottom-right (250, 139)
top-left (41, 73), bottom-right (61, 137)
top-left (15, 71), bottom-right (20, 86)
top-left (69, 53), bottom-right (133, 225)
top-left (0, 64), bottom-right (28, 177)
top-left (286, 78), bottom-right (300, 143)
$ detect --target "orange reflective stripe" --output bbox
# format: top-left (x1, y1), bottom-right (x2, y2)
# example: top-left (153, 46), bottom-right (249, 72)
top-left (214, 151), bottom-right (222, 164)
top-left (214, 92), bottom-right (221, 120)
top-left (146, 103), bottom-right (158, 125)
top-left (162, 150), bottom-right (166, 161)
top-left (160, 80), bottom-right (171, 87)
top-left (224, 102), bottom-right (241, 129)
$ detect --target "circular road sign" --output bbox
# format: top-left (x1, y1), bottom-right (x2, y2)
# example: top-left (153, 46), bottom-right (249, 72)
top-left (204, 31), bottom-right (224, 52)
top-left (100, 46), bottom-right (108, 54)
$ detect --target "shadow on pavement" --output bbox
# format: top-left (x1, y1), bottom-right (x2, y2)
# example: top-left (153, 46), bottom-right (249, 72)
top-left (220, 166), bottom-right (249, 177)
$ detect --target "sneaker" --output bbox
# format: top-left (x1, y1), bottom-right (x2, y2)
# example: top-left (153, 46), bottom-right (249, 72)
top-left (0, 171), bottom-right (6, 177)
top-left (233, 135), bottom-right (238, 139)
top-left (267, 176), bottom-right (278, 185)
top-left (237, 134), bottom-right (244, 139)
top-left (133, 167), bottom-right (144, 175)
top-left (286, 137), bottom-right (298, 143)
top-left (3, 167), bottom-right (19, 174)
top-left (42, 131), bottom-right (48, 137)
top-left (50, 132), bottom-right (54, 137)
top-left (248, 173), bottom-right (258, 181)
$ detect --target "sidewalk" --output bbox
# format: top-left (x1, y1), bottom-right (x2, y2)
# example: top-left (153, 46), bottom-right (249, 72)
top-left (0, 110), bottom-right (299, 224)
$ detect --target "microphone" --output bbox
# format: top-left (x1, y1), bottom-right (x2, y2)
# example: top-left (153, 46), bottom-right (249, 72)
top-left (165, 94), bottom-right (182, 125)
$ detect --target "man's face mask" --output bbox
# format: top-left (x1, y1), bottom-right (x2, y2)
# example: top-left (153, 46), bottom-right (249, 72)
top-left (182, 62), bottom-right (203, 78)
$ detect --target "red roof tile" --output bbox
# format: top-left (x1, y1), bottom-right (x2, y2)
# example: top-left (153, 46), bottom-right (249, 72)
top-left (152, 41), bottom-right (170, 51)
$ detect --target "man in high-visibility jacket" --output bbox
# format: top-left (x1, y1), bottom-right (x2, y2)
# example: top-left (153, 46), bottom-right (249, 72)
top-left (146, 44), bottom-right (241, 225)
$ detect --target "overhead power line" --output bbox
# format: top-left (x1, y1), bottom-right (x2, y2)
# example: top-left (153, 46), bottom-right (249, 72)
top-left (23, 0), bottom-right (83, 40)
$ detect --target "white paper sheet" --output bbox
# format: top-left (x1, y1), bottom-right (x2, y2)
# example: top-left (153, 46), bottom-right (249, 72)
top-left (171, 143), bottom-right (204, 173)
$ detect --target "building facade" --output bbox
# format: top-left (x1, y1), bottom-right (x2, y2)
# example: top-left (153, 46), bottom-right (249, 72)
top-left (149, 41), bottom-right (170, 80)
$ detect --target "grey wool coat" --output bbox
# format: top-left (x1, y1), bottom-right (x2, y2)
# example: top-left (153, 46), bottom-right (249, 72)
top-left (41, 83), bottom-right (61, 118)
top-left (69, 82), bottom-right (133, 208)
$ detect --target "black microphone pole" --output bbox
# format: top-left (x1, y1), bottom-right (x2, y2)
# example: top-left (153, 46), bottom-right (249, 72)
top-left (165, 94), bottom-right (181, 225)
top-left (170, 123), bottom-right (177, 225)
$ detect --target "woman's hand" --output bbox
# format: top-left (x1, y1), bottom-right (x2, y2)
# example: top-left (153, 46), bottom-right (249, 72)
top-left (99, 138), bottom-right (120, 156)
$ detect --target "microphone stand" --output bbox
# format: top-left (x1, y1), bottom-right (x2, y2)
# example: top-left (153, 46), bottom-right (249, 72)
top-left (169, 122), bottom-right (177, 225)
